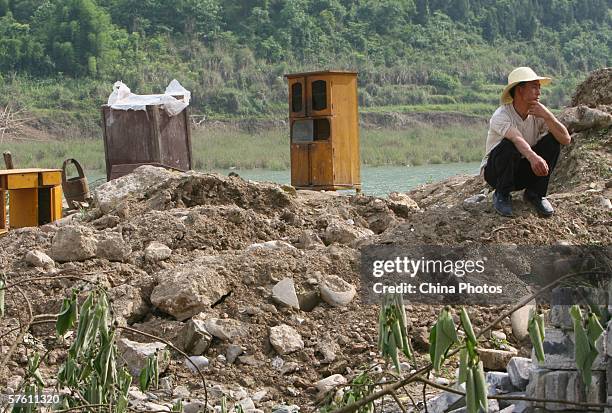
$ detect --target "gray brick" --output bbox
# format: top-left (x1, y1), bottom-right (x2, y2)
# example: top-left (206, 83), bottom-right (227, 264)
top-left (507, 357), bottom-right (534, 390)
top-left (532, 327), bottom-right (606, 371)
top-left (527, 369), bottom-right (605, 411)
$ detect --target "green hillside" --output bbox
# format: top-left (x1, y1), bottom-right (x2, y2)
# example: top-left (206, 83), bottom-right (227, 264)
top-left (0, 0), bottom-right (610, 120)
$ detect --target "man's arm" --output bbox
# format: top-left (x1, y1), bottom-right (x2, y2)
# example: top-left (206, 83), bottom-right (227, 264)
top-left (504, 126), bottom-right (549, 176)
top-left (529, 102), bottom-right (571, 145)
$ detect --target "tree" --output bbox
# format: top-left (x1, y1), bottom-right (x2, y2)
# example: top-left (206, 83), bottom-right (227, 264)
top-left (415, 0), bottom-right (429, 24)
top-left (34, 0), bottom-right (115, 76)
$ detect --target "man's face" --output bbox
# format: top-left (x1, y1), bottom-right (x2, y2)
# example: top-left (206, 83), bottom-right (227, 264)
top-left (517, 80), bottom-right (541, 104)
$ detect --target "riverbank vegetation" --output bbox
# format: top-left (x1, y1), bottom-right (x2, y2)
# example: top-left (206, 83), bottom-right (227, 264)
top-left (1, 1), bottom-right (609, 124)
top-left (0, 123), bottom-right (485, 171)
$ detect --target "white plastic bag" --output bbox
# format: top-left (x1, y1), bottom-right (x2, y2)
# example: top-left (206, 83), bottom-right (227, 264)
top-left (107, 81), bottom-right (131, 105)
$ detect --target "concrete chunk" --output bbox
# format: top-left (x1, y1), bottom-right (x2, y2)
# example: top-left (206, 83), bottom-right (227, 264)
top-left (272, 278), bottom-right (300, 310)
top-left (507, 357), bottom-right (533, 390)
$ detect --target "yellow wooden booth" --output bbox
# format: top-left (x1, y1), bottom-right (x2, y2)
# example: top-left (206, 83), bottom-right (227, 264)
top-left (0, 169), bottom-right (63, 235)
top-left (285, 70), bottom-right (361, 191)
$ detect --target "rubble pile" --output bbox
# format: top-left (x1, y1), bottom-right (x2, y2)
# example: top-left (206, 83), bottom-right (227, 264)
top-left (0, 70), bottom-right (610, 412)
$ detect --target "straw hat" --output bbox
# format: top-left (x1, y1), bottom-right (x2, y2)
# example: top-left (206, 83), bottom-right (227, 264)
top-left (501, 67), bottom-right (552, 104)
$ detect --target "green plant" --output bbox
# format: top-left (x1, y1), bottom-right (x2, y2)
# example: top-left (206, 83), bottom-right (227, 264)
top-left (570, 305), bottom-right (604, 388)
top-left (320, 370), bottom-right (375, 413)
top-left (378, 293), bottom-right (412, 373)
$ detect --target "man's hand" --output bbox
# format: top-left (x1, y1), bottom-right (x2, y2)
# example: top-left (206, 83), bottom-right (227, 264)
top-left (528, 153), bottom-right (549, 176)
top-left (527, 101), bottom-right (553, 120)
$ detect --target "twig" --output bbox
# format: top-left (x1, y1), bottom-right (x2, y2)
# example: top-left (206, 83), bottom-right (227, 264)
top-left (389, 390), bottom-right (407, 413)
top-left (0, 286), bottom-right (33, 372)
top-left (116, 326), bottom-right (208, 410)
top-left (0, 274), bottom-right (101, 290)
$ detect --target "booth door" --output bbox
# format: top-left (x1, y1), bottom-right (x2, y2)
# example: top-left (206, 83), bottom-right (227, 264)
top-left (290, 143), bottom-right (310, 187)
top-left (309, 141), bottom-right (333, 186)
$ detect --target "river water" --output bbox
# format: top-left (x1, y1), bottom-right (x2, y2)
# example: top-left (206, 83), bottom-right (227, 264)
top-left (213, 162), bottom-right (481, 197)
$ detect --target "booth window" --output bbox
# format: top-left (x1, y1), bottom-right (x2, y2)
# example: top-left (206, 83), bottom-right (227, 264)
top-left (291, 83), bottom-right (303, 113)
top-left (291, 119), bottom-right (313, 143)
top-left (313, 119), bottom-right (330, 141)
top-left (312, 80), bottom-right (327, 111)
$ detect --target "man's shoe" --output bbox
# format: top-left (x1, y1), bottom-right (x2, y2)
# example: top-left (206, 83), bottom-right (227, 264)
top-left (493, 191), bottom-right (513, 216)
top-left (523, 190), bottom-right (554, 216)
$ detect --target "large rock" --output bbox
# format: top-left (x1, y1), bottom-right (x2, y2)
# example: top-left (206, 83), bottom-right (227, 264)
top-left (527, 368), bottom-right (606, 410)
top-left (425, 391), bottom-right (464, 413)
top-left (96, 231), bottom-right (131, 262)
top-left (204, 318), bottom-right (249, 342)
top-left (269, 324), bottom-right (304, 355)
top-left (272, 278), bottom-right (300, 310)
top-left (322, 220), bottom-right (374, 246)
top-left (246, 240), bottom-right (297, 252)
top-left (25, 250), bottom-right (54, 268)
top-left (180, 319), bottom-right (213, 355)
top-left (94, 165), bottom-right (175, 214)
top-left (319, 274), bottom-right (356, 307)
top-left (486, 371), bottom-right (514, 394)
top-left (315, 374), bottom-right (347, 396)
top-left (387, 192), bottom-right (420, 217)
top-left (570, 68), bottom-right (612, 107)
top-left (295, 230), bottom-right (324, 250)
top-left (145, 241), bottom-right (172, 262)
top-left (478, 347), bottom-right (518, 371)
top-left (510, 300), bottom-right (535, 342)
top-left (49, 225), bottom-right (97, 262)
top-left (109, 284), bottom-right (149, 325)
top-left (150, 263), bottom-right (229, 321)
top-left (532, 327), bottom-right (606, 371)
top-left (558, 105), bottom-right (612, 132)
top-left (118, 338), bottom-right (168, 376)
top-left (506, 357), bottom-right (533, 390)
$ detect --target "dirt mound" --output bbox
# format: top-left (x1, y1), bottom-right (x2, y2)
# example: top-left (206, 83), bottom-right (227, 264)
top-left (1, 70), bottom-right (610, 412)
top-left (571, 67), bottom-right (612, 107)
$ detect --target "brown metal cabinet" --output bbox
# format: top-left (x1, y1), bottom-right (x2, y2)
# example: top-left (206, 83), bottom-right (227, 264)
top-left (101, 105), bottom-right (192, 180)
top-left (285, 71), bottom-right (360, 191)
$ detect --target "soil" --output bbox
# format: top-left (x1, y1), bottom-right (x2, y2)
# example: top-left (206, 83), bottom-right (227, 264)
top-left (0, 71), bottom-right (610, 412)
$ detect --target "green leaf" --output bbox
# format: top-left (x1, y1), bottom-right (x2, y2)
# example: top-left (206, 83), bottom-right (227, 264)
top-left (428, 323), bottom-right (437, 365)
top-left (458, 348), bottom-right (468, 384)
top-left (465, 367), bottom-right (477, 413)
top-left (474, 362), bottom-right (488, 412)
top-left (139, 365), bottom-right (150, 391)
top-left (586, 312), bottom-right (604, 343)
top-left (570, 305), bottom-right (598, 387)
top-left (432, 307), bottom-right (458, 372)
top-left (460, 307), bottom-right (477, 346)
top-left (528, 311), bottom-right (545, 363)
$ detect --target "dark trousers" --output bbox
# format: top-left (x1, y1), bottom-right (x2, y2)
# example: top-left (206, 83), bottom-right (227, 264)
top-left (484, 133), bottom-right (560, 197)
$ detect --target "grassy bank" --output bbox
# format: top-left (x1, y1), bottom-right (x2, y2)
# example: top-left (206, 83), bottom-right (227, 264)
top-left (0, 124), bottom-right (485, 173)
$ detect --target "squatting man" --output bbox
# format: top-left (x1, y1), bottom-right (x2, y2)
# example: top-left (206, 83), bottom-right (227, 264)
top-left (481, 67), bottom-right (571, 217)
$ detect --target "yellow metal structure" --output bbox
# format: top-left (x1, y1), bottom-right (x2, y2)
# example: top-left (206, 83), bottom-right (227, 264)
top-left (0, 168), bottom-right (63, 235)
top-left (285, 70), bottom-right (361, 191)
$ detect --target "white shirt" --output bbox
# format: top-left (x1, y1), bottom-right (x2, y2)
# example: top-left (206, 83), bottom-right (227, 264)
top-left (480, 103), bottom-right (549, 172)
